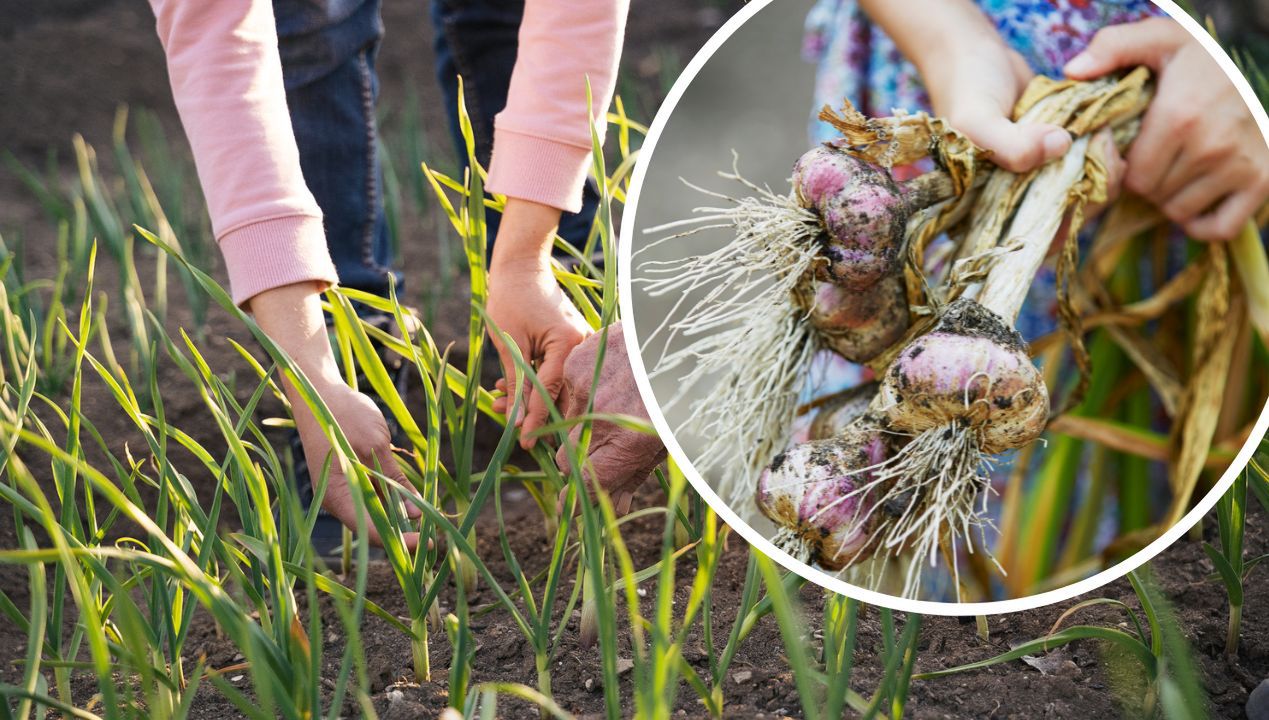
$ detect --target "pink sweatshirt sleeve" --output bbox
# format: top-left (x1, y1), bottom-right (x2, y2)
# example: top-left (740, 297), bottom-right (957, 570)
top-left (486, 0), bottom-right (630, 213)
top-left (148, 0), bottom-right (338, 307)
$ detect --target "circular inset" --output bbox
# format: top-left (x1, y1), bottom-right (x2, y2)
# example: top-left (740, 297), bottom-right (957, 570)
top-left (620, 0), bottom-right (1269, 612)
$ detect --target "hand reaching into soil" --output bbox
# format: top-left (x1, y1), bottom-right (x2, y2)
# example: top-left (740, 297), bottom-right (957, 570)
top-left (532, 322), bottom-right (667, 515)
top-left (249, 281), bottom-right (422, 551)
top-left (290, 380), bottom-right (423, 550)
top-left (487, 198), bottom-right (594, 451)
top-left (1064, 17), bottom-right (1269, 241)
top-left (494, 323), bottom-right (665, 514)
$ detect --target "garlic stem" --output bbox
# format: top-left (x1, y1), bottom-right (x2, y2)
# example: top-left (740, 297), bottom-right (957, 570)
top-left (1231, 219), bottom-right (1269, 347)
top-left (976, 135), bottom-right (1091, 323)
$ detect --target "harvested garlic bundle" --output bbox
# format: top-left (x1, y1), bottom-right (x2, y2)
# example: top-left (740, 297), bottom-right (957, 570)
top-left (643, 145), bottom-right (953, 503)
top-left (758, 71), bottom-right (1154, 598)
top-left (846, 135), bottom-right (1095, 598)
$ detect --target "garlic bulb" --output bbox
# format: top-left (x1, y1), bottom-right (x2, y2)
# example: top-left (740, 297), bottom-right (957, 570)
top-left (757, 416), bottom-right (890, 570)
top-left (879, 297), bottom-right (1048, 454)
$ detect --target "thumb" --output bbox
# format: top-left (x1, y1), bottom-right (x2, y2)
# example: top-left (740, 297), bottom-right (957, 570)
top-left (964, 114), bottom-right (1072, 173)
top-left (1064, 19), bottom-right (1177, 79)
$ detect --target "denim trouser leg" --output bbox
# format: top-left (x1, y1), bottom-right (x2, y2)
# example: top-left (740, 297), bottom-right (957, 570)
top-left (431, 0), bottom-right (600, 254)
top-left (274, 0), bottom-right (401, 298)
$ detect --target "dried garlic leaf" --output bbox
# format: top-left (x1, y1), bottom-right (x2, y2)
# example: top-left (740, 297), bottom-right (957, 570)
top-left (1165, 244), bottom-right (1237, 526)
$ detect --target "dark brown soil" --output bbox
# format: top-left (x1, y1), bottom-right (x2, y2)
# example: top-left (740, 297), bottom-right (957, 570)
top-left (1, 2), bottom-right (1267, 719)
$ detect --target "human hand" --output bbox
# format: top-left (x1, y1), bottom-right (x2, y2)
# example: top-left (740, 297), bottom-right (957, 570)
top-left (1064, 17), bottom-right (1269, 240)
top-left (488, 198), bottom-right (593, 450)
top-left (248, 281), bottom-right (421, 550)
top-left (903, 6), bottom-right (1072, 173)
top-left (291, 378), bottom-right (423, 550)
top-left (551, 323), bottom-right (666, 516)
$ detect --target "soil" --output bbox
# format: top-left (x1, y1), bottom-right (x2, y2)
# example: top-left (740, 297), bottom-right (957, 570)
top-left (1, 2), bottom-right (1268, 719)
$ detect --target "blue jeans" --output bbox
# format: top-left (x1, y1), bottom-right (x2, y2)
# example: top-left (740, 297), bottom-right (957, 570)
top-left (274, 0), bottom-right (400, 298)
top-left (273, 0), bottom-right (600, 301)
top-left (431, 0), bottom-right (602, 251)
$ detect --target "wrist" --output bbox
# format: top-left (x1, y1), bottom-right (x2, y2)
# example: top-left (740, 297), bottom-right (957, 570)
top-left (248, 280), bottom-right (344, 389)
top-left (863, 0), bottom-right (998, 78)
top-left (491, 197), bottom-right (562, 269)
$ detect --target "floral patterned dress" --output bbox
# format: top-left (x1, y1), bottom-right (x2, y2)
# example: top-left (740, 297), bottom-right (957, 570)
top-left (804, 0), bottom-right (1164, 143)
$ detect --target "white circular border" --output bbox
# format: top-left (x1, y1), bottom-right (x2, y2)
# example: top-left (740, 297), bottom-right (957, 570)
top-left (618, 0), bottom-right (1269, 616)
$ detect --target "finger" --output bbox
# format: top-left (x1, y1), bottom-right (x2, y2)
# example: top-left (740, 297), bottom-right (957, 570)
top-left (577, 440), bottom-right (642, 500)
top-left (521, 345), bottom-right (570, 450)
top-left (1124, 101), bottom-right (1184, 202)
top-left (368, 526), bottom-right (428, 552)
top-left (1159, 173), bottom-right (1235, 225)
top-left (1184, 189), bottom-right (1263, 242)
top-left (321, 473), bottom-right (386, 547)
top-left (1155, 133), bottom-right (1234, 205)
top-left (493, 374), bottom-right (513, 416)
top-left (374, 445), bottom-right (422, 520)
top-left (399, 531), bottom-right (424, 552)
top-left (963, 114), bottom-right (1071, 173)
top-left (554, 435), bottom-right (574, 477)
top-left (613, 490), bottom-right (634, 517)
top-left (1063, 19), bottom-right (1179, 78)
top-left (491, 337), bottom-right (527, 427)
top-left (319, 467), bottom-right (431, 552)
top-left (555, 486), bottom-right (573, 518)
top-left (1096, 130), bottom-right (1127, 206)
top-left (320, 470), bottom-right (363, 532)
top-left (630, 444), bottom-right (670, 496)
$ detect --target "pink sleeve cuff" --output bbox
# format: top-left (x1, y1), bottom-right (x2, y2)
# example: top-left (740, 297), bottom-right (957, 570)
top-left (217, 214), bottom-right (339, 307)
top-left (487, 127), bottom-right (594, 213)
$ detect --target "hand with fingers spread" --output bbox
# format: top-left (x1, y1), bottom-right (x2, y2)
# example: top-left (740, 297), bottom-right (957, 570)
top-left (487, 198), bottom-right (593, 450)
top-left (552, 323), bottom-right (667, 515)
top-left (1063, 17), bottom-right (1269, 241)
top-left (250, 281), bottom-right (423, 551)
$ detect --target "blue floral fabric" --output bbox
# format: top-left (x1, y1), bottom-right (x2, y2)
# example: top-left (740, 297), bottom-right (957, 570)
top-left (804, 0), bottom-right (1163, 144)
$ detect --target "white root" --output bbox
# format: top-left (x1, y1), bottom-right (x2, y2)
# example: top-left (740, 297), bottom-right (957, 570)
top-left (772, 527), bottom-right (813, 565)
top-left (640, 160), bottom-right (824, 505)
